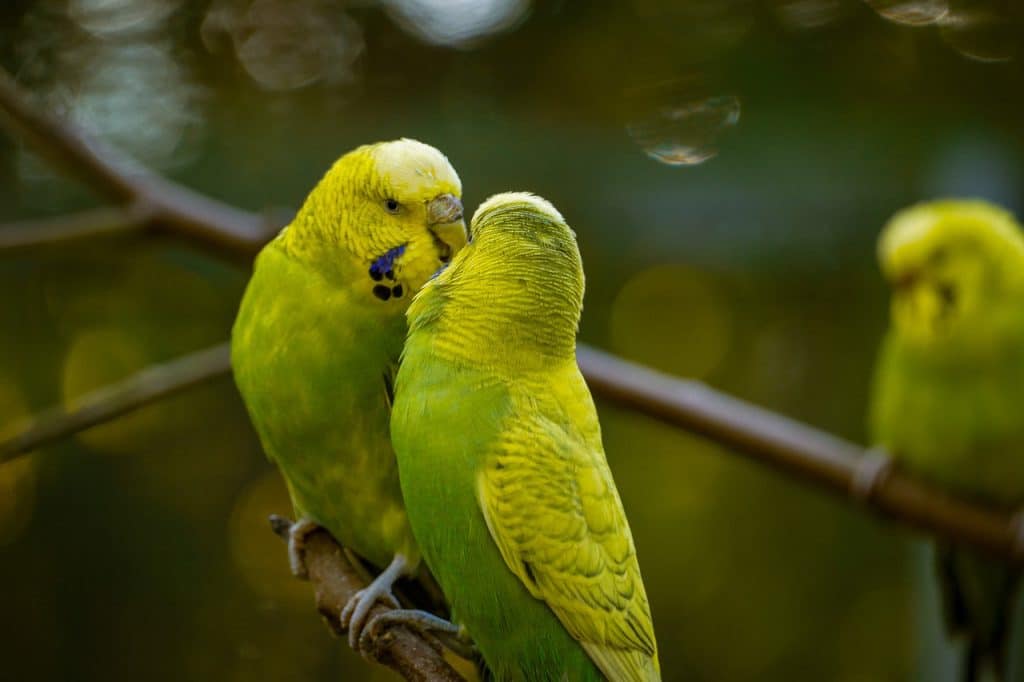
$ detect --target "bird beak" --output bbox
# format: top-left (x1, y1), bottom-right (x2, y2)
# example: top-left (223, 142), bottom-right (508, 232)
top-left (427, 193), bottom-right (464, 226)
top-left (426, 194), bottom-right (467, 263)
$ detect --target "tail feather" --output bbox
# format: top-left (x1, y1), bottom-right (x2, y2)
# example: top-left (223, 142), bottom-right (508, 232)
top-left (937, 546), bottom-right (1020, 682)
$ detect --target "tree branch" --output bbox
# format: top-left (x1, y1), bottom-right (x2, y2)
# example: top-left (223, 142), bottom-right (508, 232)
top-left (0, 69), bottom-right (279, 254)
top-left (575, 345), bottom-right (1024, 563)
top-left (3, 338), bottom-right (1022, 566)
top-left (0, 203), bottom-right (155, 250)
top-left (0, 344), bottom-right (231, 463)
top-left (268, 516), bottom-right (465, 682)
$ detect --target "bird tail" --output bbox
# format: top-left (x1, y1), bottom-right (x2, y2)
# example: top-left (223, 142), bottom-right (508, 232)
top-left (937, 546), bottom-right (1019, 682)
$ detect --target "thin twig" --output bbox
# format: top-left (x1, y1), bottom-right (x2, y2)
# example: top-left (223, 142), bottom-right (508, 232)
top-left (0, 203), bottom-right (154, 251)
top-left (0, 69), bottom-right (278, 254)
top-left (268, 516), bottom-right (465, 682)
top-left (576, 345), bottom-right (1024, 563)
top-left (0, 343), bottom-right (231, 463)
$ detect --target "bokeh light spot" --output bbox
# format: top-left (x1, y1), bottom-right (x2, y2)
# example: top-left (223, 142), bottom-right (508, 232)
top-left (773, 0), bottom-right (848, 30)
top-left (228, 470), bottom-right (309, 606)
top-left (627, 95), bottom-right (740, 167)
top-left (610, 265), bottom-right (733, 379)
top-left (61, 327), bottom-right (162, 453)
top-left (68, 0), bottom-right (180, 39)
top-left (939, 9), bottom-right (1017, 63)
top-left (203, 0), bottom-right (365, 91)
top-left (385, 0), bottom-right (531, 48)
top-left (865, 0), bottom-right (949, 27)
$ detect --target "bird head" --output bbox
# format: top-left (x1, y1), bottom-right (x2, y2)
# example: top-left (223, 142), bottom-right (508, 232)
top-left (409, 192), bottom-right (584, 370)
top-left (283, 138), bottom-right (467, 303)
top-left (878, 199), bottom-right (1024, 358)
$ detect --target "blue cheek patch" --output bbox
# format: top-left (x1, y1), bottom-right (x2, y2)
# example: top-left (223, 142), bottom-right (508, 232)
top-left (369, 244), bottom-right (407, 283)
top-left (369, 244), bottom-right (408, 301)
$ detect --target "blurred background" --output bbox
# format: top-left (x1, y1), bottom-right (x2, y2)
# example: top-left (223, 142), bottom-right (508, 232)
top-left (2, 1), bottom-right (1024, 680)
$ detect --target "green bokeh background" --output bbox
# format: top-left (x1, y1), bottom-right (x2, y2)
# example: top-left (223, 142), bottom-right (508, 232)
top-left (2, 1), bottom-right (1024, 680)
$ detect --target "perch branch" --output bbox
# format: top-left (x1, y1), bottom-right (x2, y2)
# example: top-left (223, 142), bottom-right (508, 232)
top-left (0, 68), bottom-right (279, 254)
top-left (575, 345), bottom-right (1024, 563)
top-left (0, 344), bottom-right (231, 463)
top-left (0, 203), bottom-right (154, 251)
top-left (268, 516), bottom-right (465, 682)
top-left (4, 338), bottom-right (1022, 566)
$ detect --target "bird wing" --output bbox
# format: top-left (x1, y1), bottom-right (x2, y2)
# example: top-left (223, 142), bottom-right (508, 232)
top-left (476, 385), bottom-right (660, 682)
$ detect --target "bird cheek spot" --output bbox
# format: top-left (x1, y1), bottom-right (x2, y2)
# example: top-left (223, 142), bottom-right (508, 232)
top-left (373, 285), bottom-right (392, 301)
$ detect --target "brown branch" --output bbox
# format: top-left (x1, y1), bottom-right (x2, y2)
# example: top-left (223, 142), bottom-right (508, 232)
top-left (6, 337), bottom-right (1023, 565)
top-left (0, 203), bottom-right (155, 250)
top-left (576, 345), bottom-right (1024, 563)
top-left (0, 343), bottom-right (231, 464)
top-left (268, 516), bottom-right (465, 682)
top-left (0, 68), bottom-right (279, 255)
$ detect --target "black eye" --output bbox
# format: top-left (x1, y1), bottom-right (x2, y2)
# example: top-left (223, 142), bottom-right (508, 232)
top-left (385, 199), bottom-right (400, 213)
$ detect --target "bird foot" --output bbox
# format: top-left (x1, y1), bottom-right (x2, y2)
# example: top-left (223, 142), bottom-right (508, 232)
top-left (360, 609), bottom-right (476, 661)
top-left (286, 517), bottom-right (320, 579)
top-left (340, 554), bottom-right (407, 650)
top-left (850, 447), bottom-right (893, 502)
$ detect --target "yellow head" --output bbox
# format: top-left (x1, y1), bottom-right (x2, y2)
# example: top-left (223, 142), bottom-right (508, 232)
top-left (408, 192), bottom-right (584, 371)
top-left (282, 138), bottom-right (467, 303)
top-left (879, 199), bottom-right (1024, 358)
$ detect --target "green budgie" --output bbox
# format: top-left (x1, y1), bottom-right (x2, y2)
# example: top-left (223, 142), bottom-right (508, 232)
top-left (390, 192), bottom-right (661, 681)
top-left (870, 199), bottom-right (1024, 682)
top-left (231, 139), bottom-right (466, 647)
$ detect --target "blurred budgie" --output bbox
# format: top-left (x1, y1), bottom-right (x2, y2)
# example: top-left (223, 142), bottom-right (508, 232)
top-left (390, 193), bottom-right (661, 681)
top-left (870, 199), bottom-right (1024, 682)
top-left (231, 139), bottom-right (467, 646)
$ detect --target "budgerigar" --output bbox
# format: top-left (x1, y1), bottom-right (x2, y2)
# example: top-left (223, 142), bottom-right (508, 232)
top-left (870, 199), bottom-right (1024, 682)
top-left (390, 192), bottom-right (661, 681)
top-left (231, 139), bottom-right (467, 647)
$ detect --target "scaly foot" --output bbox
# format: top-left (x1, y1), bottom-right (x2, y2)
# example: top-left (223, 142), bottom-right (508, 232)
top-left (360, 609), bottom-right (476, 660)
top-left (340, 553), bottom-right (408, 649)
top-left (287, 518), bottom-right (320, 579)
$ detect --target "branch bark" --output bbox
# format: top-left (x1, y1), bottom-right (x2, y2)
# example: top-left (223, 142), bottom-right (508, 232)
top-left (0, 203), bottom-right (154, 251)
top-left (0, 344), bottom-right (231, 463)
top-left (0, 69), bottom-right (279, 255)
top-left (268, 516), bottom-right (465, 682)
top-left (575, 345), bottom-right (1024, 563)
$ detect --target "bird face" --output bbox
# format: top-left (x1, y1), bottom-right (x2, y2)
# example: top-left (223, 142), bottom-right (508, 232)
top-left (886, 239), bottom-right (989, 346)
top-left (362, 140), bottom-right (467, 294)
top-left (878, 200), bottom-right (1024, 355)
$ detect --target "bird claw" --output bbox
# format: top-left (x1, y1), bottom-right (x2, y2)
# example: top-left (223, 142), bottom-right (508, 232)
top-left (340, 554), bottom-right (408, 650)
top-left (287, 517), bottom-right (320, 579)
top-left (358, 609), bottom-right (476, 661)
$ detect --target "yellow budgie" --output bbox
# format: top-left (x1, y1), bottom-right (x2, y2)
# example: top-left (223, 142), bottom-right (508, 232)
top-left (390, 192), bottom-right (661, 681)
top-left (232, 139), bottom-right (466, 648)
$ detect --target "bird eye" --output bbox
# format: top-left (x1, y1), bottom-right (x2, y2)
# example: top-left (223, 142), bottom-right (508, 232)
top-left (385, 199), bottom-right (400, 214)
